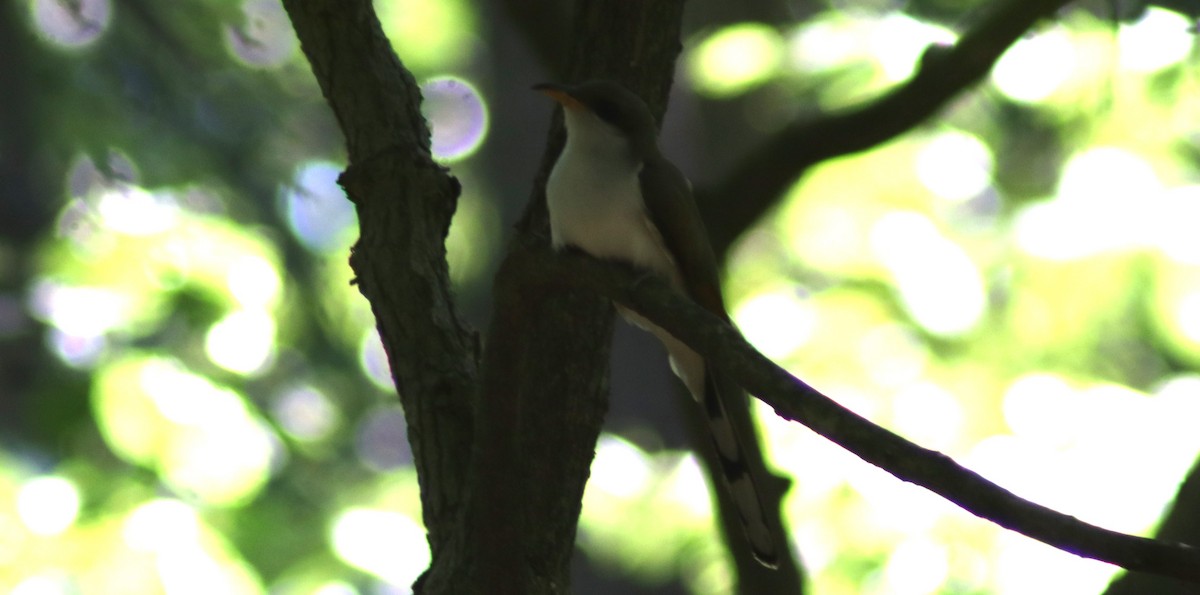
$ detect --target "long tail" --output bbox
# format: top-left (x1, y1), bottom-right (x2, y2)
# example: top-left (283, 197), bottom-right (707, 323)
top-left (622, 307), bottom-right (781, 567)
top-left (701, 368), bottom-right (779, 568)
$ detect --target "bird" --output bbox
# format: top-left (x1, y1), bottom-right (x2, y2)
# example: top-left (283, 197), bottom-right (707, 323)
top-left (534, 80), bottom-right (780, 568)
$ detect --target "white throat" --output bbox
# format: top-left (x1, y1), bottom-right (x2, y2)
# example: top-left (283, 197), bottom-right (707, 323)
top-left (545, 108), bottom-right (677, 278)
top-left (558, 109), bottom-right (633, 160)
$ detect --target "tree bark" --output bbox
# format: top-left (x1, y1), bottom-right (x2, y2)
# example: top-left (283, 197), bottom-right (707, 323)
top-left (281, 0), bottom-right (477, 571)
top-left (284, 1), bottom-right (703, 593)
top-left (430, 3), bottom-right (694, 592)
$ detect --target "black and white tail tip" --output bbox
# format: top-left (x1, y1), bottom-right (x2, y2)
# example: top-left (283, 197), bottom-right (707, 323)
top-left (702, 373), bottom-right (780, 569)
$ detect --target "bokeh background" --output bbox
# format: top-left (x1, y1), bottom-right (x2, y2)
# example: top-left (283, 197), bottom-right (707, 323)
top-left (3, 0), bottom-right (1200, 593)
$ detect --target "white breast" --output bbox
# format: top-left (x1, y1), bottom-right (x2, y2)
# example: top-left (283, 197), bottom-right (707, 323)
top-left (545, 110), bottom-right (678, 279)
top-left (545, 106), bottom-right (701, 399)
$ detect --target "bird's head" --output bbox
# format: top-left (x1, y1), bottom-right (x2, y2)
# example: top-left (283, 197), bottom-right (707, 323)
top-left (534, 80), bottom-right (661, 157)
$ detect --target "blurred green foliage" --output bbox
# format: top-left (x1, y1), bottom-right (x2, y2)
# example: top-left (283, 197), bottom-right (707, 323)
top-left (3, 0), bottom-right (1199, 594)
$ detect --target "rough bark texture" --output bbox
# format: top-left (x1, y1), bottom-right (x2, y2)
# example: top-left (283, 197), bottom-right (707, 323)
top-left (435, 3), bottom-right (693, 593)
top-left (281, 0), bottom-right (477, 570)
top-left (285, 0), bottom-right (700, 593)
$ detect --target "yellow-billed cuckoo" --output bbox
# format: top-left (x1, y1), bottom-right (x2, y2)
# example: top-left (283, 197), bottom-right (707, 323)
top-left (535, 80), bottom-right (779, 568)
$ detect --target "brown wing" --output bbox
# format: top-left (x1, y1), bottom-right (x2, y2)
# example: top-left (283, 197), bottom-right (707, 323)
top-left (638, 156), bottom-right (730, 321)
top-left (640, 157), bottom-right (781, 566)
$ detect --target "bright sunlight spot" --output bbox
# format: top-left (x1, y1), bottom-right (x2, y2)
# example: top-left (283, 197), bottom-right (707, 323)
top-left (1014, 147), bottom-right (1160, 260)
top-left (123, 498), bottom-right (200, 553)
top-left (788, 15), bottom-right (860, 72)
top-left (1174, 292), bottom-right (1200, 344)
top-left (965, 435), bottom-right (1058, 516)
top-left (156, 543), bottom-right (264, 595)
top-left (991, 28), bottom-right (1076, 103)
top-left (733, 290), bottom-right (817, 359)
top-left (96, 185), bottom-right (180, 236)
top-left (162, 423), bottom-right (277, 506)
top-left (883, 537), bottom-right (950, 594)
top-left (857, 324), bottom-right (929, 389)
top-left (330, 508), bottom-right (429, 584)
top-left (689, 23), bottom-right (784, 97)
top-left (579, 445), bottom-right (714, 578)
top-left (1011, 202), bottom-right (1086, 261)
top-left (16, 476), bottom-right (81, 536)
top-left (128, 503), bottom-right (265, 595)
top-left (377, 0), bottom-right (476, 71)
top-left (915, 131), bottom-right (993, 202)
top-left (10, 574), bottom-right (74, 595)
top-left (30, 282), bottom-right (129, 337)
top-left (285, 161), bottom-right (356, 253)
top-left (140, 359), bottom-right (246, 426)
top-left (1154, 186), bottom-right (1200, 265)
top-left (312, 582), bottom-right (358, 595)
top-left (1118, 8), bottom-right (1193, 73)
top-left (422, 76), bottom-right (489, 162)
top-left (590, 435), bottom-right (652, 499)
top-left (870, 14), bottom-right (956, 82)
top-left (140, 361), bottom-right (276, 504)
top-left (660, 454), bottom-right (712, 518)
top-left (92, 357), bottom-right (275, 505)
top-left (890, 382), bottom-right (963, 451)
top-left (1002, 373), bottom-right (1076, 449)
top-left (870, 212), bottom-right (985, 335)
top-left (205, 309), bottom-right (276, 375)
top-left (1057, 147), bottom-right (1161, 206)
top-left (988, 374), bottom-right (1199, 551)
top-left (226, 255), bottom-right (281, 309)
top-left (847, 456), bottom-right (947, 537)
top-left (788, 12), bottom-right (956, 84)
top-left (995, 536), bottom-right (1116, 595)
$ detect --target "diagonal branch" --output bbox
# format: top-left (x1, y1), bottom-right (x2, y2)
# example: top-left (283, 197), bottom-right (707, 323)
top-left (519, 244), bottom-right (1200, 584)
top-left (282, 0), bottom-right (477, 563)
top-left (700, 0), bottom-right (1073, 255)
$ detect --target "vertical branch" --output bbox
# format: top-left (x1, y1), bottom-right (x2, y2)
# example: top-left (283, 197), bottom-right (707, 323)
top-left (440, 1), bottom-right (692, 592)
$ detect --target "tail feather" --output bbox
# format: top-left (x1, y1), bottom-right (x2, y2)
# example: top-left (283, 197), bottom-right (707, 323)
top-left (622, 308), bottom-right (780, 568)
top-left (702, 369), bottom-right (779, 569)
